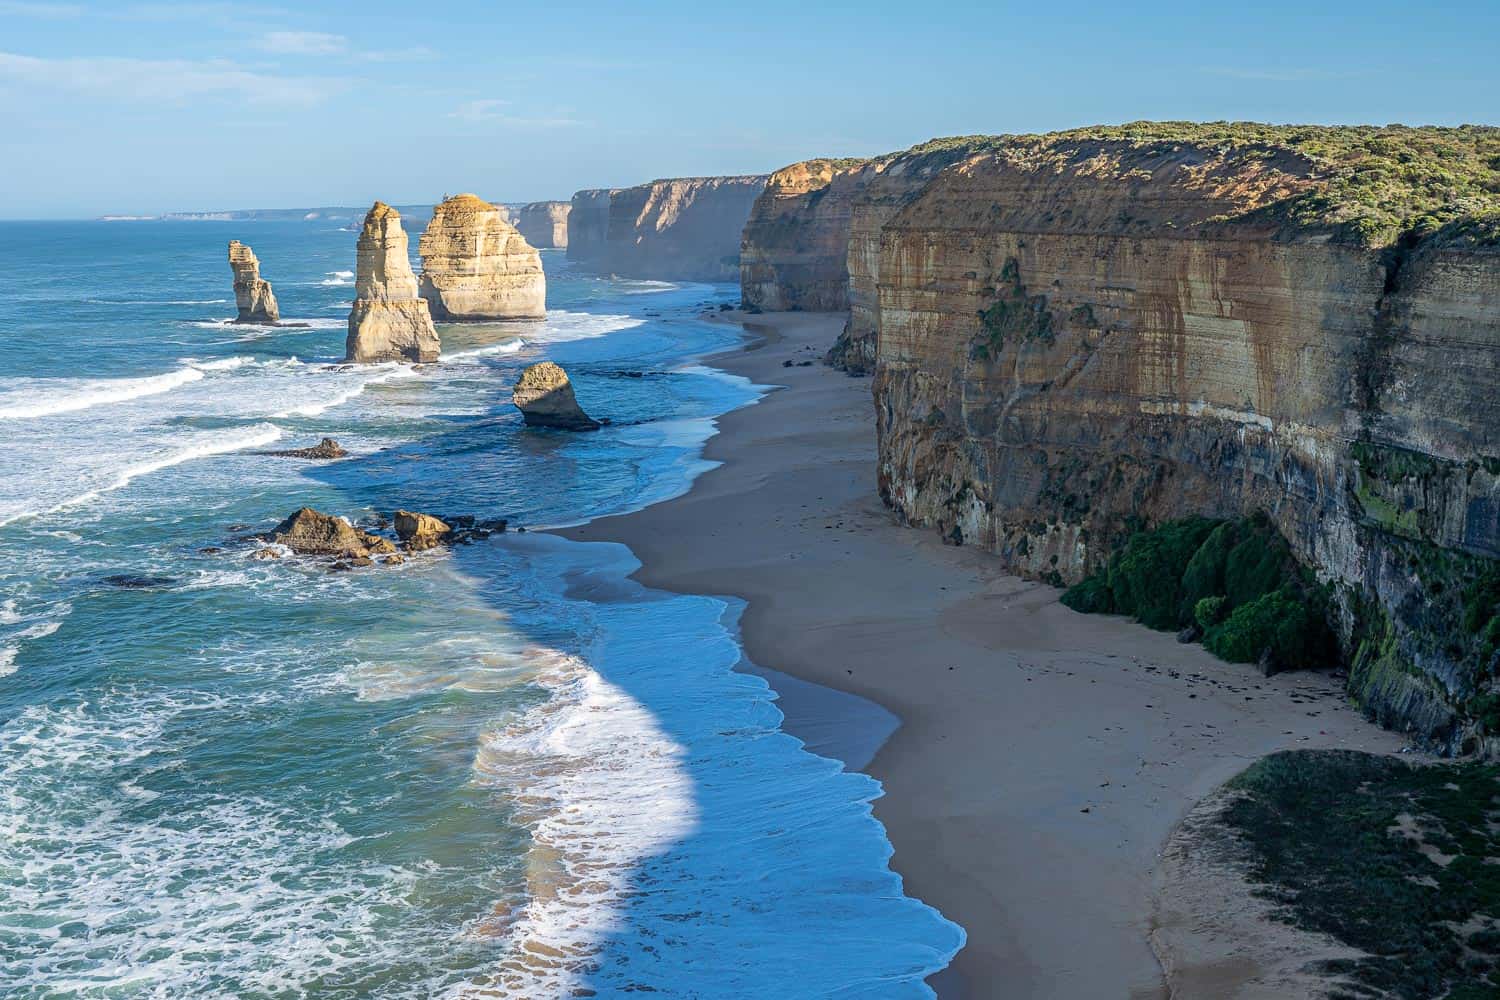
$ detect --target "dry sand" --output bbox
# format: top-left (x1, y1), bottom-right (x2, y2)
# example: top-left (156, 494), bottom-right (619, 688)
top-left (558, 311), bottom-right (1409, 999)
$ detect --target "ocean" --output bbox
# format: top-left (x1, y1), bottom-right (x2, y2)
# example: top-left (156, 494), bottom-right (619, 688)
top-left (0, 219), bottom-right (963, 997)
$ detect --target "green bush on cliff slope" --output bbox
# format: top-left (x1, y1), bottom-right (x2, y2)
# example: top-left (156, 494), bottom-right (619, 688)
top-left (1222, 750), bottom-right (1500, 998)
top-left (1062, 515), bottom-right (1334, 670)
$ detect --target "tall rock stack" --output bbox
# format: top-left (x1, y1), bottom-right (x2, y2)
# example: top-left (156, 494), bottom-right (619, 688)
top-left (227, 240), bottom-right (280, 324)
top-left (345, 202), bottom-right (441, 363)
top-left (418, 194), bottom-right (546, 320)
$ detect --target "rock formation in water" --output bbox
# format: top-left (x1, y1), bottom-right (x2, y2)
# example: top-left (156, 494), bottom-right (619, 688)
top-left (393, 510), bottom-right (451, 551)
top-left (345, 202), bottom-right (441, 363)
top-left (512, 361), bottom-right (600, 430)
top-left (862, 124), bottom-right (1500, 754)
top-left (499, 201), bottom-right (570, 249)
top-left (602, 175), bottom-right (769, 282)
top-left (269, 507), bottom-right (397, 559)
top-left (227, 240), bottom-right (280, 324)
top-left (417, 194), bottom-right (546, 320)
top-left (264, 437), bottom-right (348, 459)
top-left (566, 188), bottom-right (616, 264)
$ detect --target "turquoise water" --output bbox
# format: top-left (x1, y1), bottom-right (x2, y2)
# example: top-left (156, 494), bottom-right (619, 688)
top-left (0, 220), bottom-right (963, 997)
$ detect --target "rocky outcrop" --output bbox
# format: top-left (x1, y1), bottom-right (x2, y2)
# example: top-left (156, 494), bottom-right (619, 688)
top-left (861, 125), bottom-right (1500, 753)
top-left (512, 361), bottom-right (600, 430)
top-left (740, 158), bottom-right (875, 312)
top-left (393, 510), bottom-right (450, 551)
top-left (602, 175), bottom-right (769, 282)
top-left (345, 202), bottom-right (441, 363)
top-left (501, 201), bottom-right (570, 249)
top-left (567, 188), bottom-right (616, 264)
top-left (264, 437), bottom-right (347, 459)
top-left (417, 194), bottom-right (546, 320)
top-left (228, 240), bottom-right (279, 324)
top-left (270, 507), bottom-right (397, 559)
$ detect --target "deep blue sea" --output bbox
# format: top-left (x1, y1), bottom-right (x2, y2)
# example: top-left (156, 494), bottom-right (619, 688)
top-left (0, 219), bottom-right (962, 997)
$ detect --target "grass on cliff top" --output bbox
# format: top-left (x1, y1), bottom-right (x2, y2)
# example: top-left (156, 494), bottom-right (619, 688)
top-left (1222, 750), bottom-right (1500, 999)
top-left (897, 122), bottom-right (1500, 248)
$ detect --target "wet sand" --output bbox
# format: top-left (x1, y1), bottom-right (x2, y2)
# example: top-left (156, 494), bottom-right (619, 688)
top-left (558, 311), bottom-right (1406, 998)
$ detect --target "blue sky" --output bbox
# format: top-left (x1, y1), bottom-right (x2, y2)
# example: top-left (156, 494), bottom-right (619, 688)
top-left (2, 0), bottom-right (1496, 218)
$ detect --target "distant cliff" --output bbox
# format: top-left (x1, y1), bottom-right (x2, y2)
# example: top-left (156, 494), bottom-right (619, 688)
top-left (747, 123), bottom-right (1500, 754)
top-left (567, 189), bottom-right (616, 264)
top-left (568, 176), bottom-right (769, 282)
top-left (500, 201), bottom-right (570, 249)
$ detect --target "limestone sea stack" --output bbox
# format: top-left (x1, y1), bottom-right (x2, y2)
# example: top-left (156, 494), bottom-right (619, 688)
top-left (227, 240), bottom-right (279, 324)
top-left (418, 194), bottom-right (546, 320)
top-left (512, 361), bottom-right (600, 430)
top-left (345, 202), bottom-right (440, 363)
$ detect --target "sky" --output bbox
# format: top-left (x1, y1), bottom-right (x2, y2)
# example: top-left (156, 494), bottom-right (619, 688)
top-left (1, 0), bottom-right (1496, 218)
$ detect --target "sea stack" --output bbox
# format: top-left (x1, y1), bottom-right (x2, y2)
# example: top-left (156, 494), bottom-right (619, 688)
top-left (345, 202), bottom-right (440, 363)
top-left (512, 362), bottom-right (600, 430)
top-left (418, 194), bottom-right (546, 320)
top-left (227, 240), bottom-right (279, 324)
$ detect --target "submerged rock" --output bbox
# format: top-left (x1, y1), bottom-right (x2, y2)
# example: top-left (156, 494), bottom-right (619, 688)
top-left (393, 510), bottom-right (451, 551)
top-left (264, 437), bottom-right (348, 459)
top-left (418, 194), bottom-right (546, 320)
top-left (512, 361), bottom-right (600, 430)
top-left (100, 574), bottom-right (178, 589)
top-left (269, 507), bottom-right (395, 559)
top-left (228, 240), bottom-right (280, 324)
top-left (345, 202), bottom-right (441, 364)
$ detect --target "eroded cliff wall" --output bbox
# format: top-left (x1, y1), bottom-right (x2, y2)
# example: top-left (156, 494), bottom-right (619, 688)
top-left (567, 189), bottom-right (615, 264)
top-left (601, 175), bottom-right (769, 282)
top-left (740, 158), bottom-right (875, 312)
top-left (865, 128), bottom-right (1500, 752)
top-left (501, 201), bottom-right (570, 249)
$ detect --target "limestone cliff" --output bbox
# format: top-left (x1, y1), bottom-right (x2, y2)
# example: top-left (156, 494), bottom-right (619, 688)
top-left (504, 201), bottom-right (570, 249)
top-left (566, 188), bottom-right (615, 264)
top-left (740, 158), bottom-right (876, 312)
top-left (601, 175), bottom-right (768, 282)
top-left (418, 194), bottom-right (545, 320)
top-left (861, 124), bottom-right (1500, 753)
top-left (345, 202), bottom-right (440, 363)
top-left (227, 240), bottom-right (279, 324)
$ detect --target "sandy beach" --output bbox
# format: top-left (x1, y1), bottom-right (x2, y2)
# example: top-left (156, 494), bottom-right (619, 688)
top-left (559, 311), bottom-right (1409, 998)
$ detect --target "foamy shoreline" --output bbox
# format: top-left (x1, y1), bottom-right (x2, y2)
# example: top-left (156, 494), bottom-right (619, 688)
top-left (559, 310), bottom-right (1412, 998)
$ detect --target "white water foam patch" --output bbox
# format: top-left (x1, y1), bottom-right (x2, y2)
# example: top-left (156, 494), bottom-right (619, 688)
top-left (0, 367), bottom-right (205, 419)
top-left (0, 695), bottom-right (437, 997)
top-left (320, 270), bottom-right (355, 286)
top-left (455, 538), bottom-right (965, 998)
top-left (0, 648), bottom-right (15, 677)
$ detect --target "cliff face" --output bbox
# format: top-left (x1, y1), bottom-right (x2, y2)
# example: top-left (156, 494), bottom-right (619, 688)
top-left (865, 128), bottom-right (1500, 753)
top-left (566, 188), bottom-right (615, 263)
top-left (227, 240), bottom-right (279, 324)
top-left (346, 202), bottom-right (440, 363)
top-left (504, 201), bottom-right (570, 249)
top-left (740, 158), bottom-right (876, 312)
top-left (602, 175), bottom-right (769, 282)
top-left (418, 194), bottom-right (545, 320)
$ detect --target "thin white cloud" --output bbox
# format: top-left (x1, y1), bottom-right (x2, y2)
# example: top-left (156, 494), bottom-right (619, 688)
top-left (255, 30), bottom-right (347, 55)
top-left (447, 98), bottom-right (582, 127)
top-left (0, 51), bottom-right (348, 106)
top-left (357, 46), bottom-right (438, 63)
top-left (0, 1), bottom-right (83, 16)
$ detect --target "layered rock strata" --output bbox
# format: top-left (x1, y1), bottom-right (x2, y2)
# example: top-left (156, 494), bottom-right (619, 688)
top-left (566, 188), bottom-right (616, 264)
top-left (227, 240), bottom-right (280, 324)
top-left (345, 202), bottom-right (441, 363)
top-left (860, 125), bottom-right (1499, 752)
top-left (739, 158), bottom-right (875, 312)
top-left (512, 361), bottom-right (600, 430)
top-left (418, 194), bottom-right (546, 320)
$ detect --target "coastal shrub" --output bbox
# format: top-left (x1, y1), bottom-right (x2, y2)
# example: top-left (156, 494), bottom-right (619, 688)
top-left (1222, 749), bottom-right (1500, 998)
top-left (1178, 520), bottom-right (1240, 620)
top-left (1060, 573), bottom-right (1114, 614)
top-left (1194, 595), bottom-right (1229, 630)
top-left (1224, 516), bottom-right (1296, 608)
top-left (1105, 517), bottom-right (1219, 630)
top-left (1203, 587), bottom-right (1333, 669)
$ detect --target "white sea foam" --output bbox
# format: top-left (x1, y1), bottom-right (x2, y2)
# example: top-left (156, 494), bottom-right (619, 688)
top-left (0, 647), bottom-right (15, 677)
top-left (0, 367), bottom-right (206, 420)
